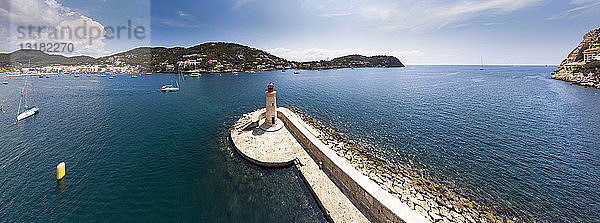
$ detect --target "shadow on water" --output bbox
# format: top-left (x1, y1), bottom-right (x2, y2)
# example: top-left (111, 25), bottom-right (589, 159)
top-left (55, 179), bottom-right (66, 196)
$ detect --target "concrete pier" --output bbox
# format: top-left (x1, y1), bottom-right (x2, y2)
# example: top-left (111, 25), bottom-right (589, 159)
top-left (231, 107), bottom-right (429, 223)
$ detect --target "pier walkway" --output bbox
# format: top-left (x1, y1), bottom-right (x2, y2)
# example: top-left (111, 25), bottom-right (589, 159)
top-left (231, 108), bottom-right (428, 223)
top-left (231, 109), bottom-right (369, 222)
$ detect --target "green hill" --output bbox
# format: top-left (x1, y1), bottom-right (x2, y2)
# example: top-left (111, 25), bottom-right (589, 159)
top-left (1, 42), bottom-right (405, 72)
top-left (0, 49), bottom-right (97, 67)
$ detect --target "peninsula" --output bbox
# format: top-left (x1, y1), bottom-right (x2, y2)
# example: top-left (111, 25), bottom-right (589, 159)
top-left (0, 43), bottom-right (404, 74)
top-left (552, 28), bottom-right (600, 88)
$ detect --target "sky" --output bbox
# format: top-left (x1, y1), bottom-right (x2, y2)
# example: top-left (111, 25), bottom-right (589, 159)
top-left (0, 0), bottom-right (599, 65)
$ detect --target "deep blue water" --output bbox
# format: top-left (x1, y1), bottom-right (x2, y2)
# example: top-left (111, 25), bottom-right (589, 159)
top-left (1, 66), bottom-right (599, 222)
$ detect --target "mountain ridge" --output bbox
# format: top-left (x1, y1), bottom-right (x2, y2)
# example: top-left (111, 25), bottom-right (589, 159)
top-left (1, 42), bottom-right (404, 72)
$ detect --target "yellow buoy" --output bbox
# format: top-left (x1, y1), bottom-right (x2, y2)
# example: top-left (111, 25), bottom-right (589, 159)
top-left (56, 162), bottom-right (66, 180)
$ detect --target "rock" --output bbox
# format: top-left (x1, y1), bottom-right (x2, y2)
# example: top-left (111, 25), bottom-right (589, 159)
top-left (393, 186), bottom-right (403, 194)
top-left (439, 206), bottom-right (450, 218)
top-left (464, 214), bottom-right (475, 223)
top-left (408, 196), bottom-right (419, 208)
top-left (429, 212), bottom-right (444, 222)
top-left (415, 205), bottom-right (427, 216)
top-left (416, 193), bottom-right (424, 201)
top-left (429, 206), bottom-right (440, 216)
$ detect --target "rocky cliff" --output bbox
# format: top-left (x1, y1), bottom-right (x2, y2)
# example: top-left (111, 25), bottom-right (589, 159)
top-left (552, 28), bottom-right (600, 88)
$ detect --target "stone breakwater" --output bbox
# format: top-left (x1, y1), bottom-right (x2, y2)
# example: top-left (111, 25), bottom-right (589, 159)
top-left (231, 108), bottom-right (430, 223)
top-left (288, 107), bottom-right (534, 223)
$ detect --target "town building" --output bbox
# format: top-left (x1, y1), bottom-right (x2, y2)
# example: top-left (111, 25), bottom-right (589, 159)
top-left (583, 47), bottom-right (600, 62)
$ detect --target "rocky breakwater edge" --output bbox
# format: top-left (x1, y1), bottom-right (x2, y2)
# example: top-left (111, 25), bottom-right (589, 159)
top-left (288, 107), bottom-right (534, 223)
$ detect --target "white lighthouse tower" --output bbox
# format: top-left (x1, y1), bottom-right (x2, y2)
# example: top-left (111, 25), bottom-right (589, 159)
top-left (265, 82), bottom-right (277, 126)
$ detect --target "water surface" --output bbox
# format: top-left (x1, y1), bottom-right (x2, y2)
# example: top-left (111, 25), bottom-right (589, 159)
top-left (1, 66), bottom-right (599, 222)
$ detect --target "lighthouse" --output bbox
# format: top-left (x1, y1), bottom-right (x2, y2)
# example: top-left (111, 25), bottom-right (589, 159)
top-left (265, 82), bottom-right (277, 126)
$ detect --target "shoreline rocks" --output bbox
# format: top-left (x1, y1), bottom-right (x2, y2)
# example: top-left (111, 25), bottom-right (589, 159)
top-left (288, 107), bottom-right (534, 223)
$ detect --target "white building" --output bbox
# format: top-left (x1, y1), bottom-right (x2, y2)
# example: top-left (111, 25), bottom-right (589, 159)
top-left (584, 48), bottom-right (600, 62)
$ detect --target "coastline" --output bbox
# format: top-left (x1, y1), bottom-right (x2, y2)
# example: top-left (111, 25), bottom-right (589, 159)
top-left (287, 107), bottom-right (534, 223)
top-left (551, 70), bottom-right (600, 88)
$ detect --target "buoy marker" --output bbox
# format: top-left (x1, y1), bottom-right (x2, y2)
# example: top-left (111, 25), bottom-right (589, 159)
top-left (56, 162), bottom-right (66, 180)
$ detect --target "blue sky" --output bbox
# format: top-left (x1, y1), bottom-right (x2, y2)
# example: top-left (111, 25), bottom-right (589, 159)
top-left (1, 0), bottom-right (599, 64)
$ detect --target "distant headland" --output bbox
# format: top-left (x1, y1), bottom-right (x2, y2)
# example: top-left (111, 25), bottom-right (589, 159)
top-left (552, 28), bottom-right (600, 88)
top-left (0, 42), bottom-right (404, 74)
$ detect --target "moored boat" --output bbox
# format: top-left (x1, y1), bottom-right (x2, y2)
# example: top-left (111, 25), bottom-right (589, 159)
top-left (17, 105), bottom-right (39, 121)
top-left (161, 81), bottom-right (179, 92)
top-left (15, 76), bottom-right (39, 122)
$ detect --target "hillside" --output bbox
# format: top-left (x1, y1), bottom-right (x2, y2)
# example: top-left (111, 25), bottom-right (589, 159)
top-left (0, 49), bottom-right (97, 67)
top-left (552, 28), bottom-right (600, 88)
top-left (100, 42), bottom-right (292, 72)
top-left (302, 55), bottom-right (404, 67)
top-left (1, 42), bottom-right (405, 73)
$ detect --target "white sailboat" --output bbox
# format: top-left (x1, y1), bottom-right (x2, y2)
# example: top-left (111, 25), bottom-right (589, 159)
top-left (161, 71), bottom-right (183, 92)
top-left (161, 81), bottom-right (179, 92)
top-left (480, 57), bottom-right (484, 70)
top-left (16, 77), bottom-right (39, 122)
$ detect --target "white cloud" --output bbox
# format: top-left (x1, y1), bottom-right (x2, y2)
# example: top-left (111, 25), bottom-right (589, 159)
top-left (267, 47), bottom-right (423, 63)
top-left (302, 0), bottom-right (539, 31)
top-left (157, 10), bottom-right (198, 28)
top-left (0, 0), bottom-right (109, 56)
top-left (0, 0), bottom-right (107, 56)
top-left (177, 10), bottom-right (189, 17)
top-left (546, 0), bottom-right (600, 20)
top-left (233, 0), bottom-right (253, 10)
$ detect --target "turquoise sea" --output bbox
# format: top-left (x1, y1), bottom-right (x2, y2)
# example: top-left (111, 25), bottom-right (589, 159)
top-left (1, 66), bottom-right (599, 222)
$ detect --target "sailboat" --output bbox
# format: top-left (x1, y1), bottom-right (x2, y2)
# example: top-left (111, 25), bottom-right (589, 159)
top-left (161, 81), bottom-right (179, 92)
top-left (480, 57), bottom-right (484, 70)
top-left (161, 70), bottom-right (183, 92)
top-left (16, 77), bottom-right (39, 121)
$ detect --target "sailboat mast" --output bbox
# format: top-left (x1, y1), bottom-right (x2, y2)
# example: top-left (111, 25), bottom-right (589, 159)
top-left (17, 77), bottom-right (27, 114)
